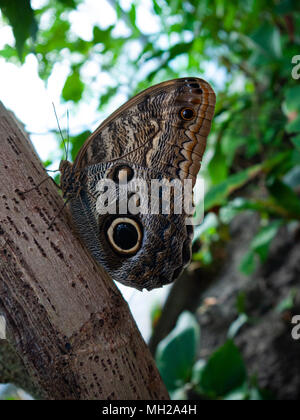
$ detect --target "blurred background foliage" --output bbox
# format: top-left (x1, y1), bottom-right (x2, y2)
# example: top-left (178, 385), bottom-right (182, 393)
top-left (1, 0), bottom-right (300, 400)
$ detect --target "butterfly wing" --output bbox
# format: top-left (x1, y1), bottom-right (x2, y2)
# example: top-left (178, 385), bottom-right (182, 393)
top-left (73, 77), bottom-right (215, 186)
top-left (67, 78), bottom-right (216, 290)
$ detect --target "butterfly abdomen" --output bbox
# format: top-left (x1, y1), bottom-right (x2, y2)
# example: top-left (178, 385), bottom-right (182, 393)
top-left (60, 160), bottom-right (84, 200)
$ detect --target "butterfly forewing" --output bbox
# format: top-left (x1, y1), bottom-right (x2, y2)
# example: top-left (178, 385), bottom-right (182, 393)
top-left (73, 78), bottom-right (215, 183)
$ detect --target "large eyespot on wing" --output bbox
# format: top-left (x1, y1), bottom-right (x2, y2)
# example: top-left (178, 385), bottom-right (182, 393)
top-left (105, 217), bottom-right (143, 256)
top-left (179, 107), bottom-right (196, 121)
top-left (108, 164), bottom-right (135, 184)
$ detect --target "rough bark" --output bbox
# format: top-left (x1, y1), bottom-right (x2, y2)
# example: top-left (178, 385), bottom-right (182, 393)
top-left (0, 102), bottom-right (169, 400)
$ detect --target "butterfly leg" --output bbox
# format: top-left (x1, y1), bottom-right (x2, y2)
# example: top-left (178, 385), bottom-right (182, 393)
top-left (46, 169), bottom-right (60, 173)
top-left (48, 199), bottom-right (69, 230)
top-left (21, 175), bottom-right (61, 196)
top-left (0, 234), bottom-right (10, 253)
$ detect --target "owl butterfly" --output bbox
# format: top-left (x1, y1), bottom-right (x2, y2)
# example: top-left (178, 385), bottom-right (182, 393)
top-left (60, 78), bottom-right (216, 291)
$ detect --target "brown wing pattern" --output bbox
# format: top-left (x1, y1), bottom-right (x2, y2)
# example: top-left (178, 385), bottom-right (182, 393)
top-left (73, 77), bottom-right (215, 185)
top-left (61, 77), bottom-right (216, 290)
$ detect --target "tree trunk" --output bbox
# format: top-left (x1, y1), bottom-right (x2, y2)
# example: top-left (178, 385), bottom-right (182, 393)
top-left (0, 102), bottom-right (169, 400)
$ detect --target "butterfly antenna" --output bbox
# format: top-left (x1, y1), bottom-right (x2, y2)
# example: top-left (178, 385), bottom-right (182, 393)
top-left (52, 102), bottom-right (68, 160)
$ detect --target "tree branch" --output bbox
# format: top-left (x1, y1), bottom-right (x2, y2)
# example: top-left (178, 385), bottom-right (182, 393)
top-left (0, 102), bottom-right (169, 400)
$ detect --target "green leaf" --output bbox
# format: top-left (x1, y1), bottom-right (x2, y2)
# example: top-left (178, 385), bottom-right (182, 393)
top-left (153, 0), bottom-right (163, 15)
top-left (54, 173), bottom-right (61, 186)
top-left (247, 387), bottom-right (265, 401)
top-left (240, 221), bottom-right (282, 275)
top-left (191, 359), bottom-right (206, 386)
top-left (263, 151), bottom-right (294, 172)
top-left (275, 0), bottom-right (295, 14)
top-left (156, 312), bottom-right (200, 392)
top-left (92, 26), bottom-right (113, 45)
top-left (56, 0), bottom-right (77, 8)
top-left (204, 164), bottom-right (263, 211)
top-left (247, 377), bottom-right (275, 400)
top-left (0, 44), bottom-right (18, 60)
top-left (250, 24), bottom-right (282, 58)
top-left (240, 250), bottom-right (257, 276)
top-left (250, 220), bottom-right (282, 262)
top-left (0, 0), bottom-right (38, 60)
top-left (291, 135), bottom-right (300, 150)
top-left (267, 178), bottom-right (300, 216)
top-left (236, 292), bottom-right (247, 314)
top-left (168, 42), bottom-right (193, 60)
top-left (207, 141), bottom-right (228, 185)
top-left (99, 86), bottom-right (118, 109)
top-left (129, 3), bottom-right (137, 29)
top-left (200, 340), bottom-right (247, 398)
top-left (228, 314), bottom-right (248, 339)
top-left (193, 213), bottom-right (219, 244)
top-left (223, 383), bottom-right (248, 400)
top-left (70, 130), bottom-right (91, 162)
top-left (221, 196), bottom-right (296, 220)
top-left (284, 86), bottom-right (300, 113)
top-left (62, 69), bottom-right (84, 103)
top-left (275, 290), bottom-right (297, 313)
